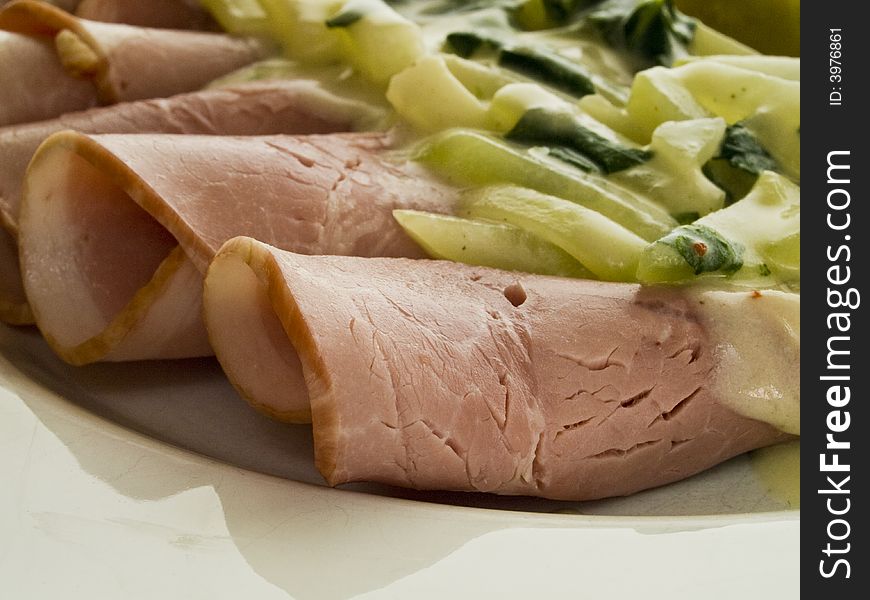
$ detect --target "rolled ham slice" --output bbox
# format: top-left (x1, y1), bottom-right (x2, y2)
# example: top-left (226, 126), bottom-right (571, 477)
top-left (0, 0), bottom-right (78, 9)
top-left (75, 0), bottom-right (215, 30)
top-left (19, 131), bottom-right (456, 364)
top-left (0, 79), bottom-right (384, 324)
top-left (202, 239), bottom-right (796, 500)
top-left (0, 0), bottom-right (268, 126)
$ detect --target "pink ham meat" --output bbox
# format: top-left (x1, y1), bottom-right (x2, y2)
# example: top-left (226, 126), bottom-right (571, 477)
top-left (203, 240), bottom-right (791, 500)
top-left (18, 131), bottom-right (456, 365)
top-left (0, 0), bottom-right (78, 9)
top-left (75, 0), bottom-right (215, 30)
top-left (0, 79), bottom-right (383, 324)
top-left (0, 0), bottom-right (268, 126)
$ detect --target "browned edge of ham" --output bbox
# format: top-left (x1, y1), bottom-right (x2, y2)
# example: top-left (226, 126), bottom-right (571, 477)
top-left (18, 131), bottom-right (457, 367)
top-left (0, 79), bottom-right (387, 325)
top-left (75, 0), bottom-right (216, 30)
top-left (0, 0), bottom-right (269, 126)
top-left (203, 238), bottom-right (793, 500)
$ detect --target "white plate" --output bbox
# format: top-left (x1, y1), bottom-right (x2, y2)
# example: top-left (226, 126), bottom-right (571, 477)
top-left (1, 324), bottom-right (799, 599)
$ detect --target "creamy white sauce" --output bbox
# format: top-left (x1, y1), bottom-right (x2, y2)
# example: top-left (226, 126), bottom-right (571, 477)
top-left (695, 289), bottom-right (799, 434)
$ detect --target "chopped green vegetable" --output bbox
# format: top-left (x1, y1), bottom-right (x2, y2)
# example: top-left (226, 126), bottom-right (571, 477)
top-left (507, 108), bottom-right (651, 173)
top-left (417, 129), bottom-right (677, 241)
top-left (703, 159), bottom-right (757, 204)
top-left (393, 209), bottom-right (594, 278)
top-left (638, 170), bottom-right (799, 284)
top-left (325, 7), bottom-right (365, 26)
top-left (719, 122), bottom-right (779, 175)
top-left (326, 0), bottom-right (425, 84)
top-left (499, 46), bottom-right (596, 97)
top-left (704, 122), bottom-right (780, 202)
top-left (257, 0), bottom-right (344, 63)
top-left (445, 31), bottom-right (596, 98)
top-left (459, 186), bottom-right (647, 281)
top-left (612, 117), bottom-right (726, 216)
top-left (445, 31), bottom-right (504, 57)
top-left (658, 224), bottom-right (744, 275)
top-left (589, 0), bottom-right (697, 67)
top-left (543, 145), bottom-right (600, 172)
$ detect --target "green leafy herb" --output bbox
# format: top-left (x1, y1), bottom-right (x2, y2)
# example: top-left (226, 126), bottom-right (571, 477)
top-left (658, 224), bottom-right (743, 275)
top-left (704, 123), bottom-right (780, 203)
top-left (325, 8), bottom-right (364, 28)
top-left (444, 31), bottom-right (595, 97)
top-left (507, 108), bottom-right (651, 173)
top-left (719, 123), bottom-right (779, 175)
top-left (445, 31), bottom-right (504, 57)
top-left (543, 146), bottom-right (601, 172)
top-left (499, 46), bottom-right (595, 96)
top-left (588, 0), bottom-right (696, 67)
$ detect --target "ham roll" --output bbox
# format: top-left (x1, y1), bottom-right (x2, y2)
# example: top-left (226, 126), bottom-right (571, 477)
top-left (18, 131), bottom-right (456, 364)
top-left (202, 239), bottom-right (797, 500)
top-left (0, 79), bottom-right (384, 324)
top-left (75, 0), bottom-right (215, 30)
top-left (0, 0), bottom-right (268, 126)
top-left (0, 0), bottom-right (78, 9)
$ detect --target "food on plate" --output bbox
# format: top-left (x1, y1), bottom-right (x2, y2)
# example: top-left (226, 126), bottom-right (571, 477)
top-left (203, 237), bottom-right (795, 499)
top-left (19, 130), bottom-right (455, 364)
top-left (74, 0), bottom-right (216, 30)
top-left (3, 0), bottom-right (800, 501)
top-left (0, 78), bottom-right (384, 324)
top-left (0, 0), bottom-right (268, 126)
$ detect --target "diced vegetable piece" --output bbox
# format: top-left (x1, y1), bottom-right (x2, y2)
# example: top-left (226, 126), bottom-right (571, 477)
top-left (200, 0), bottom-right (272, 36)
top-left (638, 170), bottom-right (799, 283)
top-left (675, 55), bottom-right (799, 81)
top-left (760, 231), bottom-right (799, 281)
top-left (624, 66), bottom-right (708, 140)
top-left (640, 224), bottom-right (744, 281)
top-left (327, 0), bottom-right (425, 84)
top-left (585, 58), bottom-right (800, 181)
top-left (486, 82), bottom-right (571, 132)
top-left (393, 210), bottom-right (594, 278)
top-left (688, 22), bottom-right (757, 56)
top-left (417, 129), bottom-right (677, 241)
top-left (387, 55), bottom-right (489, 131)
top-left (634, 61), bottom-right (800, 179)
top-left (614, 117), bottom-right (726, 216)
top-left (459, 186), bottom-right (647, 281)
top-left (258, 0), bottom-right (344, 62)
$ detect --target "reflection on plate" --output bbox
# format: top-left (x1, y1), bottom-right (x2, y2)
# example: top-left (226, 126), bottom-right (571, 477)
top-left (0, 324), bottom-right (799, 598)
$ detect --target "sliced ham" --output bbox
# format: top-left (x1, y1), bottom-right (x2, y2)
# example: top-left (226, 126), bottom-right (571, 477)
top-left (0, 0), bottom-right (268, 126)
top-left (0, 79), bottom-right (385, 324)
top-left (202, 239), bottom-right (795, 500)
top-left (0, 0), bottom-right (78, 9)
top-left (18, 131), bottom-right (456, 364)
top-left (75, 0), bottom-right (215, 30)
